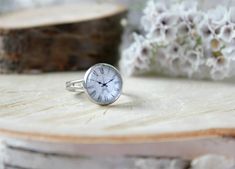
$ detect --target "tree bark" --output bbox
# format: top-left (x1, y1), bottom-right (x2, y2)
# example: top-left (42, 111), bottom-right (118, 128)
top-left (0, 3), bottom-right (127, 73)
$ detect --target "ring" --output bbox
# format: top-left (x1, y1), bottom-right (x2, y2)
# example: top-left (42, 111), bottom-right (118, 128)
top-left (66, 63), bottom-right (123, 105)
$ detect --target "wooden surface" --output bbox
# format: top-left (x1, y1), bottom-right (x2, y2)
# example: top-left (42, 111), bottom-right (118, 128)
top-left (0, 3), bottom-right (126, 73)
top-left (2, 137), bottom-right (235, 169)
top-left (2, 137), bottom-right (235, 158)
top-left (2, 137), bottom-right (235, 168)
top-left (0, 3), bottom-right (126, 29)
top-left (0, 72), bottom-right (235, 143)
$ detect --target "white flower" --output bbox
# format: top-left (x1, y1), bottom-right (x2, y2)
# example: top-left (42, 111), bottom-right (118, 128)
top-left (154, 1), bottom-right (167, 14)
top-left (228, 7), bottom-right (235, 24)
top-left (219, 24), bottom-right (234, 42)
top-left (141, 17), bottom-right (152, 32)
top-left (195, 45), bottom-right (203, 54)
top-left (174, 1), bottom-right (198, 13)
top-left (198, 21), bottom-right (214, 40)
top-left (222, 46), bottom-right (235, 60)
top-left (182, 60), bottom-right (194, 76)
top-left (143, 0), bottom-right (155, 15)
top-left (147, 26), bottom-right (163, 42)
top-left (184, 50), bottom-right (204, 74)
top-left (186, 12), bottom-right (203, 26)
top-left (166, 42), bottom-right (182, 58)
top-left (178, 22), bottom-right (190, 35)
top-left (147, 26), bottom-right (177, 45)
top-left (164, 27), bottom-right (177, 41)
top-left (208, 58), bottom-right (230, 80)
top-left (141, 1), bottom-right (157, 31)
top-left (206, 57), bottom-right (217, 68)
top-left (207, 55), bottom-right (228, 68)
top-left (157, 13), bottom-right (178, 27)
top-left (156, 49), bottom-right (167, 65)
top-left (186, 50), bottom-right (200, 63)
top-left (169, 57), bottom-right (182, 76)
top-left (210, 38), bottom-right (223, 51)
top-left (122, 34), bottom-right (144, 64)
top-left (145, 13), bottom-right (177, 34)
top-left (121, 0), bottom-right (235, 80)
top-left (121, 33), bottom-right (154, 75)
top-left (141, 1), bottom-right (168, 31)
top-left (210, 68), bottom-right (229, 80)
top-left (177, 11), bottom-right (203, 38)
top-left (207, 6), bottom-right (227, 26)
top-left (143, 0), bottom-right (167, 16)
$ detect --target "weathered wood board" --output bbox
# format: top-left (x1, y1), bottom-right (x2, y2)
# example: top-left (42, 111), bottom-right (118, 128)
top-left (0, 73), bottom-right (235, 143)
top-left (0, 3), bottom-right (126, 73)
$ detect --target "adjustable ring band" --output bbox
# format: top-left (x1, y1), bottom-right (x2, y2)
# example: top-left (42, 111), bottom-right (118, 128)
top-left (66, 79), bottom-right (84, 92)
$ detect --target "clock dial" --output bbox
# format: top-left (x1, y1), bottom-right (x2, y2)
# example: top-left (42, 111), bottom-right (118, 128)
top-left (84, 63), bottom-right (122, 105)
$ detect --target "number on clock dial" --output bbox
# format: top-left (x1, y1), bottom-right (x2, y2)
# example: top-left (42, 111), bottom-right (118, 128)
top-left (86, 64), bottom-right (122, 105)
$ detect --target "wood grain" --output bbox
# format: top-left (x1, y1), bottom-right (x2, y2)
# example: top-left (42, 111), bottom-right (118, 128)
top-left (0, 73), bottom-right (235, 143)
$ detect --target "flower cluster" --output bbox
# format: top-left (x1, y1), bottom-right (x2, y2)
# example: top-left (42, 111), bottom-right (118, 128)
top-left (121, 0), bottom-right (235, 80)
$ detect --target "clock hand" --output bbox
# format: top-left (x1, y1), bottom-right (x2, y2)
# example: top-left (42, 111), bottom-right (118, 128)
top-left (91, 79), bottom-right (103, 85)
top-left (101, 83), bottom-right (108, 87)
top-left (105, 78), bottom-right (114, 84)
top-left (101, 78), bottom-right (114, 87)
top-left (91, 79), bottom-right (108, 88)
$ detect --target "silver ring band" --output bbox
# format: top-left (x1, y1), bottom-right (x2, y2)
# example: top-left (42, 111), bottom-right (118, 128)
top-left (66, 79), bottom-right (84, 92)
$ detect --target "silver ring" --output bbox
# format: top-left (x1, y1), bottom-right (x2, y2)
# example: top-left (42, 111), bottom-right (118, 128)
top-left (66, 63), bottom-right (123, 106)
top-left (66, 79), bottom-right (84, 92)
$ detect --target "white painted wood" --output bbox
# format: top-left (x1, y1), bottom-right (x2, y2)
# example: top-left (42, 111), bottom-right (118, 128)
top-left (0, 73), bottom-right (235, 143)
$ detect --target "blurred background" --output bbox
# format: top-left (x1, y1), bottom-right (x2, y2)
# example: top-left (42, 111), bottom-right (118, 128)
top-left (1, 0), bottom-right (235, 77)
top-left (1, 0), bottom-right (234, 25)
top-left (0, 0), bottom-right (143, 26)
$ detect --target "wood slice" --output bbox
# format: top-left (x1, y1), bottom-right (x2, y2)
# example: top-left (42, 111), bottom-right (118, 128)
top-left (1, 73), bottom-right (235, 168)
top-left (0, 3), bottom-right (127, 73)
top-left (0, 73), bottom-right (235, 143)
top-left (0, 138), bottom-right (190, 169)
top-left (2, 138), bottom-right (235, 169)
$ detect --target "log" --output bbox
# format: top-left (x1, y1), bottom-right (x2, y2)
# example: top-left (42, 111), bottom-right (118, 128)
top-left (1, 72), bottom-right (235, 167)
top-left (0, 139), bottom-right (190, 169)
top-left (0, 3), bottom-right (127, 73)
top-left (1, 73), bottom-right (235, 143)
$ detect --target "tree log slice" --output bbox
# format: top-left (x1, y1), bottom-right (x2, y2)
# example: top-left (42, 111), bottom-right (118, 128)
top-left (0, 3), bottom-right (127, 73)
top-left (1, 73), bottom-right (235, 168)
top-left (1, 73), bottom-right (235, 144)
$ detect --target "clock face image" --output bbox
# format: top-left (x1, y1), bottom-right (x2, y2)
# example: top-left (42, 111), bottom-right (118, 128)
top-left (84, 63), bottom-right (123, 105)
